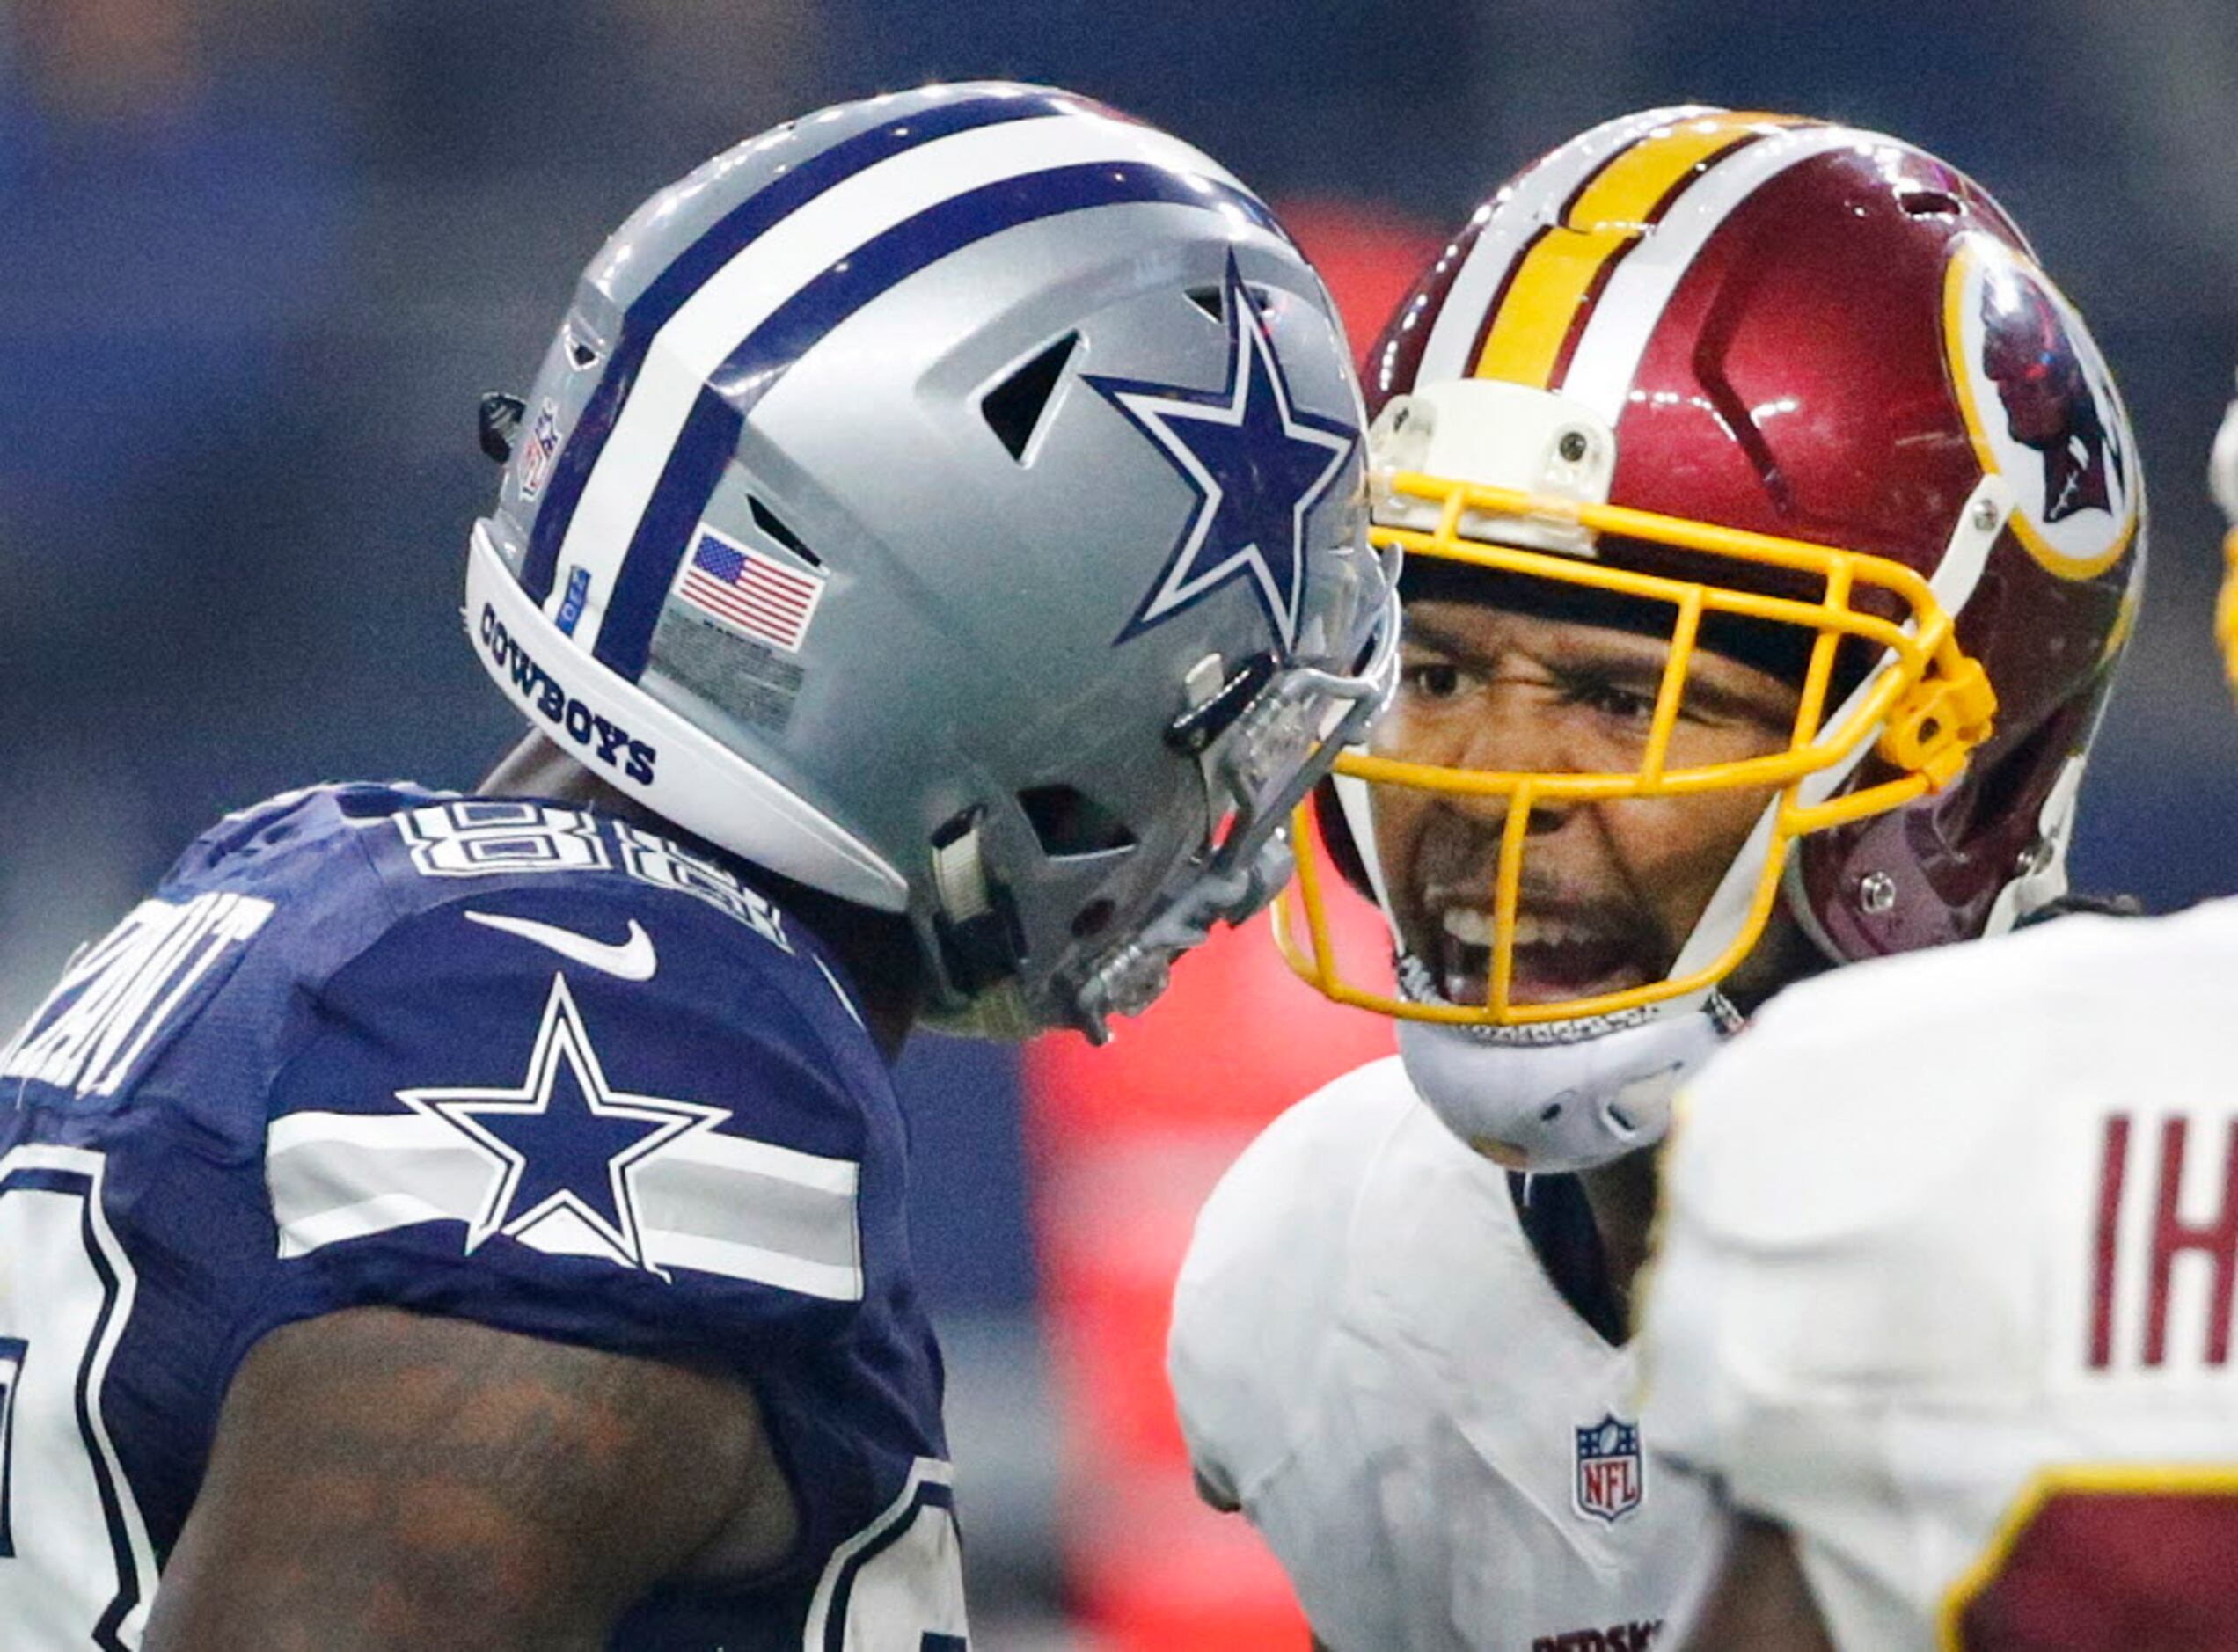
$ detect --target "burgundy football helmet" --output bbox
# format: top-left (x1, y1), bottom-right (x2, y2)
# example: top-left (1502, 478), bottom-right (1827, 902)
top-left (1275, 107), bottom-right (2143, 1170)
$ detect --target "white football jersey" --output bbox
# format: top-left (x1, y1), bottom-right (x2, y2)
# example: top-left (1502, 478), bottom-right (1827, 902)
top-left (1170, 1056), bottom-right (1715, 1652)
top-left (1642, 903), bottom-right (2238, 1651)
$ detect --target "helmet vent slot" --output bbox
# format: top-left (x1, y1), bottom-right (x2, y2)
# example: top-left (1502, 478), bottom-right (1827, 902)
top-left (748, 495), bottom-right (823, 567)
top-left (1899, 189), bottom-right (1961, 217)
top-left (982, 332), bottom-right (1079, 462)
top-left (1019, 785), bottom-right (1137, 859)
top-left (1185, 282), bottom-right (1277, 324)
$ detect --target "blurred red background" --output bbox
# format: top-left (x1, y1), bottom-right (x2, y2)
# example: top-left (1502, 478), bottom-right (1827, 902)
top-left (1024, 199), bottom-right (1442, 1649)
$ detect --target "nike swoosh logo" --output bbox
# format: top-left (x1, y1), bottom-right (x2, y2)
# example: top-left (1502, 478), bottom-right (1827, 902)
top-left (463, 910), bottom-right (658, 982)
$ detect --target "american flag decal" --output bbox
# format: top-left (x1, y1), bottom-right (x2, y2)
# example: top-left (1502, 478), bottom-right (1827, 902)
top-left (675, 526), bottom-right (826, 653)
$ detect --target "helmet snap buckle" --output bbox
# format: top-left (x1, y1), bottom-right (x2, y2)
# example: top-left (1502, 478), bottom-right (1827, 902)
top-left (478, 391), bottom-right (527, 463)
top-left (1876, 657), bottom-right (1996, 788)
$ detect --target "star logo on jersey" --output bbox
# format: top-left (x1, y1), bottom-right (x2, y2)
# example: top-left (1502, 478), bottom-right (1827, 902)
top-left (399, 974), bottom-right (727, 1276)
top-left (1089, 255), bottom-right (1357, 655)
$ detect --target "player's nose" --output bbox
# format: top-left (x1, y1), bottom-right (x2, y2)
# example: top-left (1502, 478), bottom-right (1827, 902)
top-left (1432, 702), bottom-right (1582, 834)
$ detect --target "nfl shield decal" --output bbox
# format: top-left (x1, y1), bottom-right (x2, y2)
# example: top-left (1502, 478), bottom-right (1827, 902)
top-left (1574, 1414), bottom-right (1643, 1524)
top-left (520, 398), bottom-right (563, 501)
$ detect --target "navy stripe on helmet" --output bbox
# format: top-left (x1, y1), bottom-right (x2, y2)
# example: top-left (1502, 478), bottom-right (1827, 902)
top-left (589, 160), bottom-right (1284, 682)
top-left (519, 88), bottom-right (1078, 605)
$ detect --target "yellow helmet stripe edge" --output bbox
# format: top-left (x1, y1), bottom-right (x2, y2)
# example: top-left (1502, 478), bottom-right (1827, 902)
top-left (1471, 112), bottom-right (1812, 389)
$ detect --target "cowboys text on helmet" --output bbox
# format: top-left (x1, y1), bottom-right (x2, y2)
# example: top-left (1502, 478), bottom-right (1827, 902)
top-left (466, 83), bottom-right (1400, 1042)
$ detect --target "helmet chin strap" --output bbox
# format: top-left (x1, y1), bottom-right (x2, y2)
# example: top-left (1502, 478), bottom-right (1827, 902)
top-left (1393, 954), bottom-right (1741, 1173)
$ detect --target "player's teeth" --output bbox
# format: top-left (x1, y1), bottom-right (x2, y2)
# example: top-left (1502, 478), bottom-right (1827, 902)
top-left (1441, 908), bottom-right (1494, 947)
top-left (1439, 910), bottom-right (1605, 951)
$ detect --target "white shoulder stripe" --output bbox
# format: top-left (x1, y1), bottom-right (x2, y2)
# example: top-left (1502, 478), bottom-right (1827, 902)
top-left (661, 1125), bottom-right (860, 1197)
top-left (559, 111), bottom-right (1245, 651)
top-left (278, 1190), bottom-right (474, 1258)
top-left (266, 1109), bottom-right (864, 1300)
top-left (640, 1232), bottom-right (861, 1302)
top-left (268, 1108), bottom-right (458, 1155)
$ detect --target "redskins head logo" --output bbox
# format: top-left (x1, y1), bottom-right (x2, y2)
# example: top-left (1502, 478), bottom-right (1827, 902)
top-left (1944, 237), bottom-right (2138, 581)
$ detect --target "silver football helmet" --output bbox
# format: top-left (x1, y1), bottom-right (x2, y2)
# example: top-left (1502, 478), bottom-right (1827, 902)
top-left (467, 82), bottom-right (1398, 1040)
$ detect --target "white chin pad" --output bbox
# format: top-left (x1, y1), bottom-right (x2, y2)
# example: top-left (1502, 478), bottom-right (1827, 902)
top-left (1395, 1004), bottom-right (1731, 1173)
top-left (1368, 382), bottom-right (1616, 557)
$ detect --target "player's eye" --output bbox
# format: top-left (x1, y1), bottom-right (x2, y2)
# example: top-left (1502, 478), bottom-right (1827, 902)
top-left (1563, 677), bottom-right (1660, 723)
top-left (1401, 662), bottom-right (1468, 700)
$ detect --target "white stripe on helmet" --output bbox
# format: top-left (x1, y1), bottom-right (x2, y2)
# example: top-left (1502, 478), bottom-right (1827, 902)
top-left (1559, 124), bottom-right (1861, 424)
top-left (1414, 106), bottom-right (1720, 387)
top-left (552, 113), bottom-right (1247, 652)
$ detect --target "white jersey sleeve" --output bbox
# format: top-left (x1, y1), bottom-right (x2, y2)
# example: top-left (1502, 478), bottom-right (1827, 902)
top-left (1167, 1060), bottom-right (1401, 1517)
top-left (1641, 903), bottom-right (2238, 1652)
top-left (1172, 1056), bottom-right (1714, 1652)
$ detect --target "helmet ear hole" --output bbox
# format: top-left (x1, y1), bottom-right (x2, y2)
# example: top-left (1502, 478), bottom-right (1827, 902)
top-left (1956, 706), bottom-right (2080, 842)
top-left (1019, 786), bottom-right (1137, 859)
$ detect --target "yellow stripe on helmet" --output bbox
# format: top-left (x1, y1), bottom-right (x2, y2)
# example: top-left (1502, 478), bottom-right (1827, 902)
top-left (1472, 111), bottom-right (1810, 390)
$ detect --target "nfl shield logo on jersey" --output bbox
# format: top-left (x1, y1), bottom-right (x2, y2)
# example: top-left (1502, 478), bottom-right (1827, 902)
top-left (1574, 1414), bottom-right (1643, 1524)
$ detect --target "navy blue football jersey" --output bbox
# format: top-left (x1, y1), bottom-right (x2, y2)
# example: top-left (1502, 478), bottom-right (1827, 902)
top-left (0, 785), bottom-right (965, 1649)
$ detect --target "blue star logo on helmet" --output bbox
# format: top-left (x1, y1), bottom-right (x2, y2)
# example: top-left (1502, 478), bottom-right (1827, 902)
top-left (1090, 256), bottom-right (1357, 655)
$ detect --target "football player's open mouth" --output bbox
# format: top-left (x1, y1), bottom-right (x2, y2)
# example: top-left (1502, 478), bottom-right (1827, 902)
top-left (1427, 900), bottom-right (1660, 1008)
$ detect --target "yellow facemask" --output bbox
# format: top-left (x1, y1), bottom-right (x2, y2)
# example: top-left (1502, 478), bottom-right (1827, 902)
top-left (2219, 526), bottom-right (2238, 705)
top-left (1273, 465), bottom-right (1997, 1027)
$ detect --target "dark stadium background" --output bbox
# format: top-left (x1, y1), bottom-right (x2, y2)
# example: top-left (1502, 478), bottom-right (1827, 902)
top-left (5, 2), bottom-right (2233, 1642)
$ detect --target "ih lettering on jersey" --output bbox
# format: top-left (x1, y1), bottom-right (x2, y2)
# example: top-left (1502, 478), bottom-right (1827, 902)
top-left (0, 892), bottom-right (273, 1099)
top-left (2088, 1110), bottom-right (2238, 1369)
